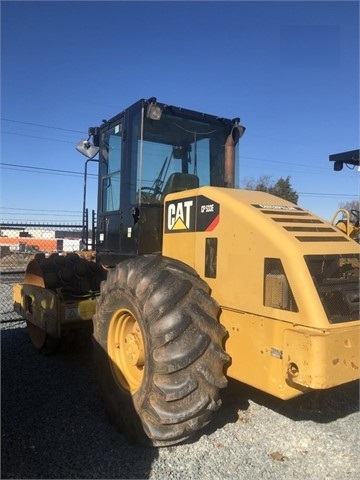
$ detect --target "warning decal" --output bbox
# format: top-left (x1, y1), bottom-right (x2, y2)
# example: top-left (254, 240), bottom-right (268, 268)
top-left (165, 195), bottom-right (220, 233)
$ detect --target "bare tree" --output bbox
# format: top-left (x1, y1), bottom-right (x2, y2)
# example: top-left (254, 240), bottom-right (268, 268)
top-left (339, 199), bottom-right (360, 212)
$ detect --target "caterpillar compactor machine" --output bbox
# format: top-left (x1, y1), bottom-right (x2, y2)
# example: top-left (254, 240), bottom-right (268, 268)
top-left (329, 149), bottom-right (360, 242)
top-left (14, 98), bottom-right (360, 446)
top-left (331, 208), bottom-right (359, 242)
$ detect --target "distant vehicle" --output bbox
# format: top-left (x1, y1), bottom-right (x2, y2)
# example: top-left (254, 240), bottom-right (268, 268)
top-left (24, 245), bottom-right (41, 254)
top-left (18, 243), bottom-right (41, 254)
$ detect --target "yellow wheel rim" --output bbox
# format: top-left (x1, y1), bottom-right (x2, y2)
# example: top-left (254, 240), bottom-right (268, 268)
top-left (108, 309), bottom-right (145, 394)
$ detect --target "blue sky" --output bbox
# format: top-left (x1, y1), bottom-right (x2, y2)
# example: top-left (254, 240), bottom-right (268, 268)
top-left (1, 0), bottom-right (359, 223)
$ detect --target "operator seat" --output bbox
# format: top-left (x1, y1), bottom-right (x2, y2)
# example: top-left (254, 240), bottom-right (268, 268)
top-left (161, 173), bottom-right (199, 202)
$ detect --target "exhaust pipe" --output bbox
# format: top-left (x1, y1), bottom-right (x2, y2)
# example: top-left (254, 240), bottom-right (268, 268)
top-left (224, 123), bottom-right (245, 188)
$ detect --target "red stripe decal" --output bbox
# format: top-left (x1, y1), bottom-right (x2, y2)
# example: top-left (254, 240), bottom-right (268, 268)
top-left (205, 215), bottom-right (219, 231)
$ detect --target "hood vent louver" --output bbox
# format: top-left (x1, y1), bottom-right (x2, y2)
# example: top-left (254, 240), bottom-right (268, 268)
top-left (252, 204), bottom-right (350, 243)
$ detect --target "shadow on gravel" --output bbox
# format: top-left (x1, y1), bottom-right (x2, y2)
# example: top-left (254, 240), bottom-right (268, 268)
top-left (203, 376), bottom-right (360, 437)
top-left (249, 379), bottom-right (360, 423)
top-left (2, 323), bottom-right (359, 477)
top-left (1, 324), bottom-right (158, 479)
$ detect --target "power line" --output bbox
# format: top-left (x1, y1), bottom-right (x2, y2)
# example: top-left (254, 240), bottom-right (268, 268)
top-left (1, 162), bottom-right (357, 199)
top-left (2, 120), bottom-right (357, 178)
top-left (1, 117), bottom-right (353, 170)
top-left (1, 118), bottom-right (85, 134)
top-left (1, 213), bottom-right (82, 218)
top-left (298, 192), bottom-right (357, 198)
top-left (0, 162), bottom-right (97, 178)
top-left (241, 155), bottom-right (357, 175)
top-left (3, 130), bottom-right (332, 173)
top-left (0, 206), bottom-right (81, 213)
top-left (1, 131), bottom-right (77, 144)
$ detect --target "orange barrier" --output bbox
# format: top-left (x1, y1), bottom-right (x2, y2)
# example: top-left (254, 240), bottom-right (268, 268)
top-left (0, 238), bottom-right (57, 252)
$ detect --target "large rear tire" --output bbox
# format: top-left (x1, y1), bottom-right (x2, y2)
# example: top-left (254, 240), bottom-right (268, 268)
top-left (93, 255), bottom-right (230, 446)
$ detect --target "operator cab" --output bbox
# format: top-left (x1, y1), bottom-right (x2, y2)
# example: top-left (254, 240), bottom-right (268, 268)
top-left (77, 97), bottom-right (245, 265)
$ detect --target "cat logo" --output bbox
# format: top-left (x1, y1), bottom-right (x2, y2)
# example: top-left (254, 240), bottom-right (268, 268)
top-left (167, 199), bottom-right (194, 231)
top-left (165, 195), bottom-right (220, 233)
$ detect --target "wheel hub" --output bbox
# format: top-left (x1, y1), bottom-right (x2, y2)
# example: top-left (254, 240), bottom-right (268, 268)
top-left (124, 326), bottom-right (144, 366)
top-left (108, 310), bottom-right (145, 393)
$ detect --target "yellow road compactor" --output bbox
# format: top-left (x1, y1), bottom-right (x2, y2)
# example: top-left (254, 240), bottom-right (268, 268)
top-left (331, 208), bottom-right (359, 242)
top-left (14, 98), bottom-right (360, 446)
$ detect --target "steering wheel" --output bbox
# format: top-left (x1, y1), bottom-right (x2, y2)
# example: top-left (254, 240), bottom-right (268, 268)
top-left (141, 187), bottom-right (158, 194)
top-left (140, 186), bottom-right (161, 204)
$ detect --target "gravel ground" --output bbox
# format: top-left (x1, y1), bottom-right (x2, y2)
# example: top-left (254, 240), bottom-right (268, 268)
top-left (1, 318), bottom-right (359, 480)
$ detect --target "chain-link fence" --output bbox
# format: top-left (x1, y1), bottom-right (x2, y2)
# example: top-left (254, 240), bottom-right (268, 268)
top-left (0, 222), bottom-right (84, 322)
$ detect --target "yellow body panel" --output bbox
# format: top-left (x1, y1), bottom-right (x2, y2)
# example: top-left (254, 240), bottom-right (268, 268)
top-left (283, 326), bottom-right (359, 390)
top-left (13, 283), bottom-right (96, 339)
top-left (162, 187), bottom-right (360, 399)
top-left (221, 309), bottom-right (359, 399)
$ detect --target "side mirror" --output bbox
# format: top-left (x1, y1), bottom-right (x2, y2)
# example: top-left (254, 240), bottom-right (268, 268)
top-left (76, 139), bottom-right (99, 159)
